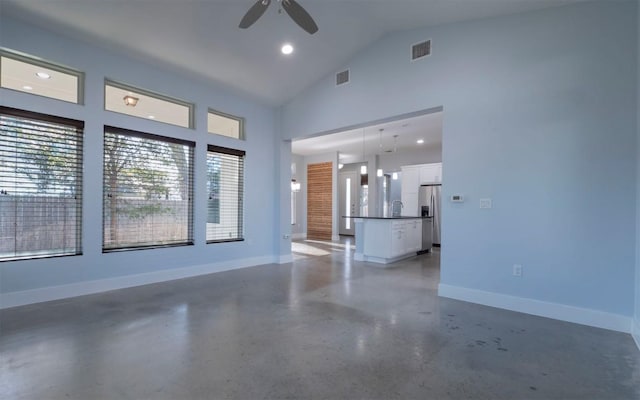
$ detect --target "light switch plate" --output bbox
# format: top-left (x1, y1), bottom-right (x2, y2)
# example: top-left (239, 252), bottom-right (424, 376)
top-left (479, 198), bottom-right (492, 209)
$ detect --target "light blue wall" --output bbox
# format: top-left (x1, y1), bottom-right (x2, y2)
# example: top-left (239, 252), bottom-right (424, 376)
top-left (282, 1), bottom-right (638, 316)
top-left (0, 17), bottom-right (279, 293)
top-left (635, 0), bottom-right (640, 335)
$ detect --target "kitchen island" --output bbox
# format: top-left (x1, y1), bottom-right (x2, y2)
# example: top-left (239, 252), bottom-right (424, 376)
top-left (347, 216), bottom-right (429, 265)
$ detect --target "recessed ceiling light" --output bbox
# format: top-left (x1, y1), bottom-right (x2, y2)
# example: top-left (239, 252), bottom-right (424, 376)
top-left (22, 85), bottom-right (33, 90)
top-left (281, 43), bottom-right (294, 55)
top-left (148, 115), bottom-right (155, 119)
top-left (36, 72), bottom-right (51, 79)
top-left (417, 139), bottom-right (424, 144)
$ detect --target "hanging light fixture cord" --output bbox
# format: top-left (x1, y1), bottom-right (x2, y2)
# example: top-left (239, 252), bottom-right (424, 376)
top-left (362, 128), bottom-right (365, 161)
top-left (361, 128), bottom-right (367, 175)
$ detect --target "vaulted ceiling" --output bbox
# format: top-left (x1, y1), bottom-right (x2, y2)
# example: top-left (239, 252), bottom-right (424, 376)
top-left (2, 0), bottom-right (582, 106)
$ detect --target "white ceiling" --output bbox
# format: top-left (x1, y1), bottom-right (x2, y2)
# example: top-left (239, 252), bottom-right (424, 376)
top-left (291, 111), bottom-right (443, 160)
top-left (1, 0), bottom-right (582, 106)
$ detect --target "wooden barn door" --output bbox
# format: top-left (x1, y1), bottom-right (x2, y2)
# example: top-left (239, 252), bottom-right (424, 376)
top-left (307, 162), bottom-right (332, 240)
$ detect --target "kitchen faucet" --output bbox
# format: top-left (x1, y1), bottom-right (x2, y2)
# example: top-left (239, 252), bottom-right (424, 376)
top-left (390, 200), bottom-right (403, 217)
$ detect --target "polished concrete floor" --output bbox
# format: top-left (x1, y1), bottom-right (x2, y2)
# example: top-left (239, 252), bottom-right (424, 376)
top-left (1, 238), bottom-right (639, 399)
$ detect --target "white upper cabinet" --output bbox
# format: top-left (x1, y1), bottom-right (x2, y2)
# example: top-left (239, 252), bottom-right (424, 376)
top-left (401, 163), bottom-right (442, 216)
top-left (401, 166), bottom-right (420, 194)
top-left (419, 163), bottom-right (442, 184)
top-left (400, 165), bottom-right (420, 216)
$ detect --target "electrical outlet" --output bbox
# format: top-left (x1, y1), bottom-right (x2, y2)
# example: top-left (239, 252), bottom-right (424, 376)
top-left (480, 198), bottom-right (492, 209)
top-left (513, 264), bottom-right (523, 277)
top-left (283, 234), bottom-right (290, 239)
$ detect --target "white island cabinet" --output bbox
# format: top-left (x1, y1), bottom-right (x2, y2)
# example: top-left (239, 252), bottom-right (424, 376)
top-left (353, 217), bottom-right (423, 265)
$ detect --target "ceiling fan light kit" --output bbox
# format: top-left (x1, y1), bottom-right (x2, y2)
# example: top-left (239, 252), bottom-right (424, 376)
top-left (239, 0), bottom-right (319, 35)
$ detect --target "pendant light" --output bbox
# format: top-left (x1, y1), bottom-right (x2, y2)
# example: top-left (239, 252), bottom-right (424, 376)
top-left (389, 137), bottom-right (399, 180)
top-left (376, 128), bottom-right (384, 177)
top-left (360, 128), bottom-right (367, 175)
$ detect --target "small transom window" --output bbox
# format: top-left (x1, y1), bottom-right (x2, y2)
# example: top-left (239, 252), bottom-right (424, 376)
top-left (208, 109), bottom-right (244, 140)
top-left (105, 80), bottom-right (193, 129)
top-left (1, 50), bottom-right (83, 104)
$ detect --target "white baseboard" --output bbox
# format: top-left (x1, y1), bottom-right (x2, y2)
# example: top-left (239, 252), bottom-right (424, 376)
top-left (0, 256), bottom-right (276, 309)
top-left (291, 233), bottom-right (306, 240)
top-left (278, 254), bottom-right (293, 264)
top-left (633, 319), bottom-right (640, 351)
top-left (438, 284), bottom-right (632, 334)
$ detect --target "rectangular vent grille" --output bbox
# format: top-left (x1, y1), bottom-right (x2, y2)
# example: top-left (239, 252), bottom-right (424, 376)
top-left (336, 69), bottom-right (349, 86)
top-left (412, 40), bottom-right (431, 60)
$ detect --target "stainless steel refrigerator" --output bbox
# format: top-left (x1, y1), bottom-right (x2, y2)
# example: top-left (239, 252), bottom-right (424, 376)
top-left (419, 184), bottom-right (441, 246)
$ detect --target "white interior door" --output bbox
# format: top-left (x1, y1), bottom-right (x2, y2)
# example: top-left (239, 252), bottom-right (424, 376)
top-left (339, 171), bottom-right (358, 235)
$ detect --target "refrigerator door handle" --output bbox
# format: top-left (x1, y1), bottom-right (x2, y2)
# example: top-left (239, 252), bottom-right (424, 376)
top-left (430, 193), bottom-right (434, 217)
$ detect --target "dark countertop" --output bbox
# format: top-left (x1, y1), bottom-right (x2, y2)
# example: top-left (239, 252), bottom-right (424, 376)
top-left (342, 216), bottom-right (432, 220)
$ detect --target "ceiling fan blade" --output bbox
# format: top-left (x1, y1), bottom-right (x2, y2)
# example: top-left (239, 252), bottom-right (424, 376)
top-left (282, 0), bottom-right (318, 34)
top-left (239, 0), bottom-right (271, 29)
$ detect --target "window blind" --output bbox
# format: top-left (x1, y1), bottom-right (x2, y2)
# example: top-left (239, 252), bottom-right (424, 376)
top-left (0, 106), bottom-right (83, 261)
top-left (103, 126), bottom-right (194, 251)
top-left (206, 145), bottom-right (245, 243)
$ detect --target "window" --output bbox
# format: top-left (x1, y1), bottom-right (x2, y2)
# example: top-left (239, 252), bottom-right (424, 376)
top-left (345, 177), bottom-right (351, 230)
top-left (291, 180), bottom-right (300, 225)
top-left (291, 191), bottom-right (296, 225)
top-left (103, 127), bottom-right (194, 251)
top-left (208, 109), bottom-right (244, 140)
top-left (0, 106), bottom-right (83, 261)
top-left (1, 50), bottom-right (84, 104)
top-left (105, 80), bottom-right (193, 128)
top-left (206, 145), bottom-right (245, 243)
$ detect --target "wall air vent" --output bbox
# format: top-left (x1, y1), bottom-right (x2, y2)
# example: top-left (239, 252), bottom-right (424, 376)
top-left (411, 40), bottom-right (432, 61)
top-left (336, 69), bottom-right (350, 86)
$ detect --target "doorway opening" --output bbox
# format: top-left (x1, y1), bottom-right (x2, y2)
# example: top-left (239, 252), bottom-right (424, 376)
top-left (290, 107), bottom-right (443, 258)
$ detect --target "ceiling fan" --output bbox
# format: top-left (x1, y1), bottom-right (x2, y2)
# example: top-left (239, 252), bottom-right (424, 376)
top-left (239, 0), bottom-right (319, 35)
